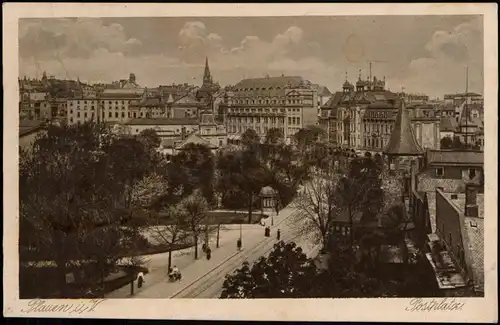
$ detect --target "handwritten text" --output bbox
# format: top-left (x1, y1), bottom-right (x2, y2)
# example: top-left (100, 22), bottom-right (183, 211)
top-left (405, 298), bottom-right (465, 312)
top-left (21, 299), bottom-right (106, 314)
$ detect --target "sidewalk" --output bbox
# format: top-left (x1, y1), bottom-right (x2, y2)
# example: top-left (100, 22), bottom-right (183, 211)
top-left (106, 207), bottom-right (299, 298)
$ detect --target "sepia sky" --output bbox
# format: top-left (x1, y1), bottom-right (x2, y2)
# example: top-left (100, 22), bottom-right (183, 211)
top-left (19, 15), bottom-right (483, 98)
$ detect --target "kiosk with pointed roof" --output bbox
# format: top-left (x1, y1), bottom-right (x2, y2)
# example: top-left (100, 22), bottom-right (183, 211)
top-left (383, 98), bottom-right (423, 169)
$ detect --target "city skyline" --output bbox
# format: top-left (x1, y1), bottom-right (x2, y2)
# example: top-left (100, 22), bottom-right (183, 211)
top-left (19, 15), bottom-right (483, 98)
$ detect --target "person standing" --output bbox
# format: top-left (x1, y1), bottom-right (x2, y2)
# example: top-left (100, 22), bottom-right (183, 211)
top-left (206, 246), bottom-right (212, 260)
top-left (277, 229), bottom-right (281, 241)
top-left (137, 272), bottom-right (145, 289)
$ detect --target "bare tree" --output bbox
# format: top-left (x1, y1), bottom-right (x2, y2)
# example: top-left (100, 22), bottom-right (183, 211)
top-left (291, 167), bottom-right (342, 250)
top-left (148, 205), bottom-right (189, 270)
top-left (179, 189), bottom-right (209, 260)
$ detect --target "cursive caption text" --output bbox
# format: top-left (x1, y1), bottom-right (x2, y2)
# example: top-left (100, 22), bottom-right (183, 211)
top-left (405, 298), bottom-right (465, 312)
top-left (21, 299), bottom-right (106, 314)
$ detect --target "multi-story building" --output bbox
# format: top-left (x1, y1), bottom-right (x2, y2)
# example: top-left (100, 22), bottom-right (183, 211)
top-left (320, 74), bottom-right (399, 150)
top-left (19, 92), bottom-right (52, 121)
top-left (311, 84), bottom-right (332, 122)
top-left (66, 98), bottom-right (101, 125)
top-left (221, 75), bottom-right (319, 143)
top-left (407, 149), bottom-right (484, 296)
top-left (409, 104), bottom-right (441, 150)
top-left (321, 74), bottom-right (440, 152)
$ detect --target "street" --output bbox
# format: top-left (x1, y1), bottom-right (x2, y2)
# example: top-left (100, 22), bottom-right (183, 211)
top-left (106, 206), bottom-right (319, 299)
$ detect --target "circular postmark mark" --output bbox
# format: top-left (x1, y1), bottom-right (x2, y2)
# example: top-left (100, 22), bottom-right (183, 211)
top-left (343, 33), bottom-right (365, 63)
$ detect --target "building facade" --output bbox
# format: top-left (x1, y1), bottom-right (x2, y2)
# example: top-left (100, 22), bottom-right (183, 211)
top-left (221, 75), bottom-right (319, 142)
top-left (321, 74), bottom-right (440, 152)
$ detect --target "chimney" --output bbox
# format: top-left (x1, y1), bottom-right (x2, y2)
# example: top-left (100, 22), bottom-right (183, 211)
top-left (465, 184), bottom-right (479, 218)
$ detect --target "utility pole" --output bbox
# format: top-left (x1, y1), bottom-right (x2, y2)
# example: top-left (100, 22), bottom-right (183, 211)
top-left (216, 223), bottom-right (220, 248)
top-left (464, 66), bottom-right (469, 149)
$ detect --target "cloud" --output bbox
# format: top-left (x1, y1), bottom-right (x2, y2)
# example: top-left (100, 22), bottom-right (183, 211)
top-left (178, 21), bottom-right (223, 63)
top-left (19, 18), bottom-right (142, 60)
top-left (399, 17), bottom-right (483, 97)
top-left (19, 21), bottom-right (335, 90)
top-left (19, 18), bottom-right (483, 98)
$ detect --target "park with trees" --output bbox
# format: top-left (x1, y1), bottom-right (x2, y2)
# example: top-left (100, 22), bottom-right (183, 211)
top-left (19, 121), bottom-right (436, 298)
top-left (19, 122), bottom-right (308, 298)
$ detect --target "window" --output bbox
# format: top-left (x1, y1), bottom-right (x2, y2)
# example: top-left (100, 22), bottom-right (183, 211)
top-left (84, 112), bottom-right (87, 118)
top-left (436, 168), bottom-right (444, 177)
top-left (108, 112), bottom-right (112, 118)
top-left (468, 168), bottom-right (477, 179)
top-left (122, 112), bottom-right (125, 118)
top-left (77, 112), bottom-right (80, 118)
top-left (115, 112), bottom-right (118, 118)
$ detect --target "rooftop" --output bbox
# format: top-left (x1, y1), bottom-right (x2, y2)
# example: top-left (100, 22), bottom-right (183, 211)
top-left (311, 84), bottom-right (332, 97)
top-left (101, 88), bottom-right (144, 98)
top-left (123, 118), bottom-right (199, 126)
top-left (234, 76), bottom-right (307, 91)
top-left (177, 133), bottom-right (218, 149)
top-left (426, 150), bottom-right (484, 166)
top-left (322, 90), bottom-right (399, 110)
top-left (383, 100), bottom-right (423, 156)
top-left (440, 116), bottom-right (459, 132)
top-left (417, 172), bottom-right (467, 193)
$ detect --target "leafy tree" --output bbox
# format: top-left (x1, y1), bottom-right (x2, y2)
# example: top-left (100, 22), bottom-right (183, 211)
top-left (170, 143), bottom-right (215, 203)
top-left (215, 150), bottom-right (248, 209)
top-left (236, 150), bottom-right (268, 223)
top-left (19, 122), bottom-right (144, 297)
top-left (131, 172), bottom-right (169, 210)
top-left (241, 128), bottom-right (261, 153)
top-left (179, 190), bottom-right (209, 260)
top-left (102, 136), bottom-right (153, 211)
top-left (264, 127), bottom-right (285, 146)
top-left (310, 238), bottom-right (399, 298)
top-left (292, 126), bottom-right (325, 152)
top-left (338, 156), bottom-right (385, 248)
top-left (138, 128), bottom-right (161, 151)
top-left (220, 241), bottom-right (318, 298)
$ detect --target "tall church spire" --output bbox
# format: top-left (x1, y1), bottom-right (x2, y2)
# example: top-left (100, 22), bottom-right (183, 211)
top-left (203, 57), bottom-right (212, 84)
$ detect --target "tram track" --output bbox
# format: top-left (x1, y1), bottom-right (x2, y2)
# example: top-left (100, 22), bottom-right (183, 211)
top-left (169, 210), bottom-right (302, 298)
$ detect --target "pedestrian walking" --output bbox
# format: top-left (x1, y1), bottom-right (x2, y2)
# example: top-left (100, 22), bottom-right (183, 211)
top-left (277, 229), bottom-right (281, 241)
top-left (237, 238), bottom-right (242, 251)
top-left (137, 272), bottom-right (145, 289)
top-left (206, 246), bottom-right (212, 260)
